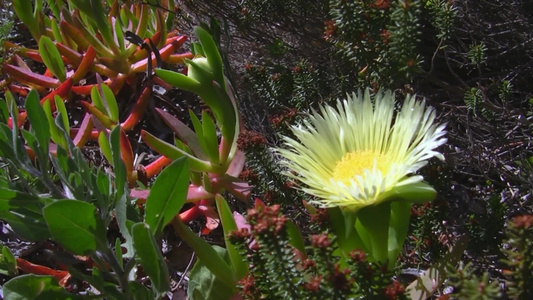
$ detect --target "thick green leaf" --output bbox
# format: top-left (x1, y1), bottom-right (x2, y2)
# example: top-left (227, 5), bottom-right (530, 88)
top-left (132, 223), bottom-right (170, 294)
top-left (3, 274), bottom-right (84, 300)
top-left (194, 26), bottom-right (224, 89)
top-left (201, 111), bottom-right (220, 165)
top-left (38, 36), bottom-right (66, 81)
top-left (173, 218), bottom-right (236, 289)
top-left (141, 130), bottom-right (215, 173)
top-left (154, 69), bottom-right (201, 92)
top-left (328, 207), bottom-right (366, 262)
top-left (145, 158), bottom-right (189, 237)
top-left (379, 181), bottom-right (437, 203)
top-left (387, 201), bottom-right (412, 269)
top-left (187, 245), bottom-right (236, 300)
top-left (24, 90), bottom-right (50, 156)
top-left (355, 202), bottom-right (391, 265)
top-left (216, 195), bottom-right (248, 280)
top-left (43, 200), bottom-right (105, 255)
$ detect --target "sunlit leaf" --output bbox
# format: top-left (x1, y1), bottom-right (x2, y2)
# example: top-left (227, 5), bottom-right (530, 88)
top-left (38, 36), bottom-right (66, 82)
top-left (145, 158), bottom-right (189, 237)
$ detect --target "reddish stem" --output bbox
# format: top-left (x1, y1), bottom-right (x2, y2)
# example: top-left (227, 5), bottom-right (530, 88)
top-left (144, 155), bottom-right (173, 179)
top-left (120, 86), bottom-right (151, 131)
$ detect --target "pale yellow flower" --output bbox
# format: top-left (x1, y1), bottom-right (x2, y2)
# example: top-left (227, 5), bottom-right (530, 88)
top-left (277, 89), bottom-right (447, 209)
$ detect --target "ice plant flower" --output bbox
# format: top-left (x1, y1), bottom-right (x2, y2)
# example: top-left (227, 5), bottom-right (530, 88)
top-left (277, 89), bottom-right (447, 210)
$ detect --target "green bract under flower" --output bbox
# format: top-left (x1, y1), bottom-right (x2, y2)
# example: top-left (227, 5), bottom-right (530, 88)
top-left (277, 89), bottom-right (447, 209)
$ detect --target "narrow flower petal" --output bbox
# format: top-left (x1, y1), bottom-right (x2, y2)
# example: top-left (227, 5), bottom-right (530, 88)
top-left (276, 89), bottom-right (446, 209)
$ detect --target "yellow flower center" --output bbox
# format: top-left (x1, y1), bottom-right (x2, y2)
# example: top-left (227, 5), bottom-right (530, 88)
top-left (332, 150), bottom-right (391, 184)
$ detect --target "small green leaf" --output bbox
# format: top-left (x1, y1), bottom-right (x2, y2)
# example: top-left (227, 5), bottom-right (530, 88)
top-left (50, 19), bottom-right (62, 43)
top-left (216, 195), bottom-right (248, 280)
top-left (38, 36), bottom-right (66, 81)
top-left (194, 26), bottom-right (224, 89)
top-left (43, 200), bottom-right (105, 255)
top-left (25, 90), bottom-right (50, 156)
top-left (0, 245), bottom-right (18, 276)
top-left (145, 158), bottom-right (189, 237)
top-left (54, 95), bottom-right (69, 134)
top-left (114, 17), bottom-right (125, 51)
top-left (286, 220), bottom-right (307, 258)
top-left (90, 86), bottom-right (107, 115)
top-left (98, 131), bottom-right (112, 163)
top-left (42, 99), bottom-right (66, 149)
top-left (101, 84), bottom-right (119, 123)
top-left (3, 274), bottom-right (84, 300)
top-left (132, 223), bottom-right (170, 294)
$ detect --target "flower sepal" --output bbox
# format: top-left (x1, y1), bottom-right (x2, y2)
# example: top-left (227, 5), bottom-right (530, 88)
top-left (378, 181), bottom-right (437, 204)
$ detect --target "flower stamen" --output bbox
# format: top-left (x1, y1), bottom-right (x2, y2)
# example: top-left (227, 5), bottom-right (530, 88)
top-left (332, 150), bottom-right (391, 184)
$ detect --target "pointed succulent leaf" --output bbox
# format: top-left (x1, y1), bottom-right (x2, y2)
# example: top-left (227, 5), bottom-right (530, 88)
top-left (98, 131), bottom-right (112, 164)
top-left (216, 195), bottom-right (248, 280)
top-left (141, 130), bottom-right (216, 173)
top-left (156, 108), bottom-right (207, 160)
top-left (194, 26), bottom-right (224, 89)
top-left (201, 110), bottom-right (220, 165)
top-left (154, 69), bottom-right (201, 92)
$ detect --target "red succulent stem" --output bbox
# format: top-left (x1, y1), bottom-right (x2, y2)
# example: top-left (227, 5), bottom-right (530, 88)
top-left (40, 78), bottom-right (73, 108)
top-left (3, 64), bottom-right (60, 88)
top-left (178, 205), bottom-right (202, 223)
top-left (120, 86), bottom-right (151, 131)
top-left (119, 129), bottom-right (135, 183)
top-left (131, 35), bottom-right (188, 73)
top-left (144, 155), bottom-right (173, 179)
top-left (16, 258), bottom-right (70, 285)
top-left (72, 113), bottom-right (94, 148)
top-left (72, 46), bottom-right (96, 84)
